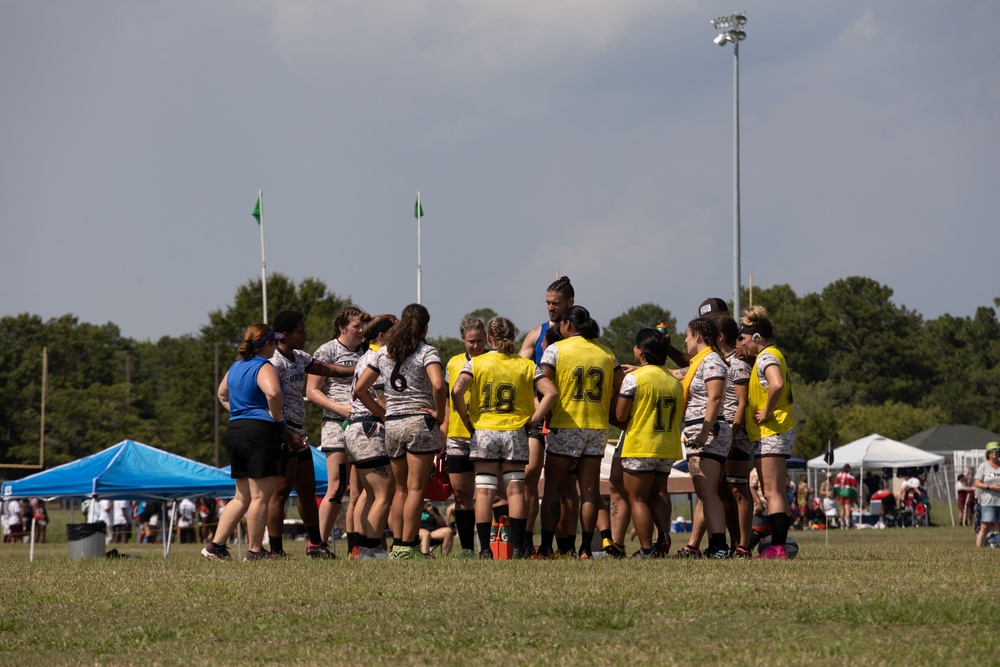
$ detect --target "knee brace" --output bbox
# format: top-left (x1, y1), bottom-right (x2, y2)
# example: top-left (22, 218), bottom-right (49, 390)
top-left (475, 473), bottom-right (498, 490)
top-left (330, 463), bottom-right (348, 504)
top-left (726, 475), bottom-right (749, 485)
top-left (502, 470), bottom-right (526, 484)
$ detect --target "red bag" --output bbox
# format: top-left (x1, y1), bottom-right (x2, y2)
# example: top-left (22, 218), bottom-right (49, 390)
top-left (424, 455), bottom-right (453, 501)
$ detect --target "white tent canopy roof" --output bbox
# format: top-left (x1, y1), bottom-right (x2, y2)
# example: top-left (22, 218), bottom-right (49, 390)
top-left (807, 433), bottom-right (945, 470)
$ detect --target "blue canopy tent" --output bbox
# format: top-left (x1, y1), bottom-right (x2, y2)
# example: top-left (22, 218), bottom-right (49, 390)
top-left (1, 439), bottom-right (237, 559)
top-left (1, 439), bottom-right (236, 501)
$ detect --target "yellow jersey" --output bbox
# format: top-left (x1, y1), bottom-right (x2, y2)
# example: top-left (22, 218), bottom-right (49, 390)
top-left (465, 352), bottom-right (537, 431)
top-left (446, 353), bottom-right (474, 439)
top-left (542, 336), bottom-right (616, 430)
top-left (746, 345), bottom-right (795, 441)
top-left (621, 365), bottom-right (684, 459)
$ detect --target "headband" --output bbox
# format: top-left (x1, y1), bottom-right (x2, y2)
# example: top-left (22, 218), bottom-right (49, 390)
top-left (248, 330), bottom-right (284, 348)
top-left (739, 324), bottom-right (768, 338)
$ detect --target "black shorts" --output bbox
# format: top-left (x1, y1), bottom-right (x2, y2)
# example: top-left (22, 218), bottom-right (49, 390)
top-left (226, 419), bottom-right (288, 480)
top-left (446, 454), bottom-right (475, 474)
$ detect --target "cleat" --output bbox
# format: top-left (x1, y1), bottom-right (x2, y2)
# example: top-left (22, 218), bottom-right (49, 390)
top-left (349, 545), bottom-right (361, 560)
top-left (578, 551), bottom-right (593, 560)
top-left (653, 536), bottom-right (672, 558)
top-left (557, 549), bottom-right (577, 559)
top-left (511, 548), bottom-right (525, 560)
top-left (455, 549), bottom-right (477, 560)
top-left (479, 548), bottom-right (494, 560)
top-left (357, 547), bottom-right (374, 560)
top-left (734, 546), bottom-right (753, 560)
top-left (523, 544), bottom-right (537, 558)
top-left (676, 545), bottom-right (702, 559)
top-left (371, 547), bottom-right (390, 560)
top-left (755, 545), bottom-right (789, 560)
top-left (243, 549), bottom-right (277, 562)
top-left (632, 549), bottom-right (655, 559)
top-left (306, 542), bottom-right (336, 559)
top-left (602, 539), bottom-right (627, 559)
top-left (705, 546), bottom-right (732, 559)
top-left (200, 543), bottom-right (231, 562)
top-left (269, 550), bottom-right (295, 559)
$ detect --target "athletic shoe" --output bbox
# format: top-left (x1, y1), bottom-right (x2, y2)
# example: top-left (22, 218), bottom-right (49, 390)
top-left (529, 549), bottom-right (552, 560)
top-left (200, 542), bottom-right (231, 562)
top-left (357, 547), bottom-right (375, 560)
top-left (602, 539), bottom-right (626, 559)
top-left (306, 542), bottom-right (336, 559)
top-left (675, 545), bottom-right (702, 559)
top-left (349, 545), bottom-right (361, 560)
top-left (734, 546), bottom-right (753, 560)
top-left (653, 537), bottom-right (672, 558)
top-left (270, 550), bottom-right (295, 560)
top-left (479, 548), bottom-right (494, 560)
top-left (371, 547), bottom-right (390, 560)
top-left (705, 545), bottom-right (732, 559)
top-left (632, 549), bottom-right (654, 559)
top-left (390, 545), bottom-right (408, 559)
top-left (755, 545), bottom-right (789, 560)
top-left (578, 551), bottom-right (593, 560)
top-left (511, 548), bottom-right (524, 560)
top-left (557, 549), bottom-right (577, 559)
top-left (243, 549), bottom-right (276, 562)
top-left (455, 549), bottom-right (476, 560)
top-left (522, 544), bottom-right (537, 558)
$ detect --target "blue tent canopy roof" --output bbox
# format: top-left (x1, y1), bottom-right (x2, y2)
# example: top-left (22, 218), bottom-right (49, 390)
top-left (1, 439), bottom-right (237, 501)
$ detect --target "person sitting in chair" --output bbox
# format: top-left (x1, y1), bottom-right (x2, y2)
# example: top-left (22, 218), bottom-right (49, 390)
top-left (419, 501), bottom-right (454, 557)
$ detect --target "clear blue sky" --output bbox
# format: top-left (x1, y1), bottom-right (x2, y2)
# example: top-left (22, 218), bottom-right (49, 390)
top-left (2, 1), bottom-right (997, 341)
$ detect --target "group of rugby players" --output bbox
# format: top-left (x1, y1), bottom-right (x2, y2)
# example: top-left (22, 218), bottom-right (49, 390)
top-left (204, 276), bottom-right (797, 562)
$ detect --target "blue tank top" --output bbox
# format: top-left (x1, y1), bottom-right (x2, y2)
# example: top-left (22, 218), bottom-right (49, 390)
top-left (533, 321), bottom-right (550, 365)
top-left (228, 356), bottom-right (278, 422)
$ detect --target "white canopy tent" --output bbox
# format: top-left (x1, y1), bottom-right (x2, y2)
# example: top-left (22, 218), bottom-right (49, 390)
top-left (807, 434), bottom-right (951, 526)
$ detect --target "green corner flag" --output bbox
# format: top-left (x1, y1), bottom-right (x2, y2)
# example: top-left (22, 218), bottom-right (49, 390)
top-left (414, 197), bottom-right (423, 220)
top-left (252, 193), bottom-right (262, 225)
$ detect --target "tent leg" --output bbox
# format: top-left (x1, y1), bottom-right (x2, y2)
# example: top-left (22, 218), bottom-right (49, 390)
top-left (165, 502), bottom-right (178, 559)
top-left (29, 517), bottom-right (36, 562)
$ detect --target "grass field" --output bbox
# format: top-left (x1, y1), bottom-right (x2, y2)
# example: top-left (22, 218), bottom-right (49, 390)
top-left (1, 524), bottom-right (996, 667)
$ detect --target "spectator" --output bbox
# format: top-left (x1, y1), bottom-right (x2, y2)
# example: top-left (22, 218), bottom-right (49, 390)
top-left (177, 498), bottom-right (197, 544)
top-left (834, 465), bottom-right (858, 528)
top-left (793, 475), bottom-right (810, 530)
top-left (31, 499), bottom-right (48, 543)
top-left (974, 441), bottom-right (1000, 548)
top-left (112, 499), bottom-right (132, 544)
top-left (2, 499), bottom-right (25, 543)
top-left (418, 502), bottom-right (454, 557)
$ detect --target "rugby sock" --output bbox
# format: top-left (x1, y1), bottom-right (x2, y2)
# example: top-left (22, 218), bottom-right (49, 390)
top-left (540, 530), bottom-right (555, 555)
top-left (640, 546), bottom-right (655, 556)
top-left (556, 536), bottom-right (573, 553)
top-left (509, 518), bottom-right (527, 551)
top-left (346, 532), bottom-right (356, 551)
top-left (600, 528), bottom-right (612, 542)
top-left (269, 536), bottom-right (283, 554)
top-left (524, 531), bottom-right (534, 550)
top-left (367, 536), bottom-right (382, 549)
top-left (708, 533), bottom-right (727, 552)
top-left (402, 538), bottom-right (420, 548)
top-left (492, 503), bottom-right (509, 521)
top-left (306, 525), bottom-right (322, 545)
top-left (580, 531), bottom-right (594, 556)
top-left (477, 522), bottom-right (492, 552)
top-left (455, 509), bottom-right (476, 551)
top-left (770, 513), bottom-right (790, 547)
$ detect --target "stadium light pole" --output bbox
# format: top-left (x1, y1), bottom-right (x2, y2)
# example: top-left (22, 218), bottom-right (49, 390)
top-left (711, 12), bottom-right (747, 319)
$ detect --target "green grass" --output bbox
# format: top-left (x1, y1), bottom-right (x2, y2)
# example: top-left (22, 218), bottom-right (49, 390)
top-left (1, 526), bottom-right (996, 666)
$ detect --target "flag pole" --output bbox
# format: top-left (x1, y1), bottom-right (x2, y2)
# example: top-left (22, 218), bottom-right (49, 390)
top-left (416, 191), bottom-right (422, 304)
top-left (257, 189), bottom-right (269, 323)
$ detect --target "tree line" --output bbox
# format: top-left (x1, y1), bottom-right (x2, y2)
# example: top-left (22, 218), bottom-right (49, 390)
top-left (2, 274), bottom-right (997, 473)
